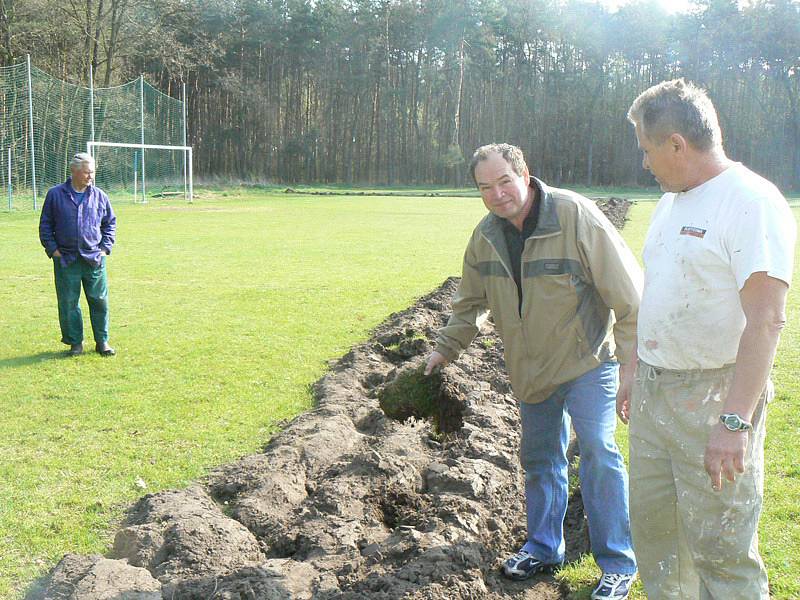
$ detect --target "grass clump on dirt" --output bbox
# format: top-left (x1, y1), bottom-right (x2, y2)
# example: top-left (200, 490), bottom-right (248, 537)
top-left (378, 366), bottom-right (442, 426)
top-left (378, 364), bottom-right (465, 436)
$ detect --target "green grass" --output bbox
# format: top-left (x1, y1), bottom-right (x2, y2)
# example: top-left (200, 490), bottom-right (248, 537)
top-left (0, 188), bottom-right (487, 597)
top-left (199, 181), bottom-right (480, 197)
top-left (0, 189), bottom-right (798, 599)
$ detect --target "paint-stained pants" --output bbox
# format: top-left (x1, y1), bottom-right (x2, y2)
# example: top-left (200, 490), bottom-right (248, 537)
top-left (629, 361), bottom-right (770, 600)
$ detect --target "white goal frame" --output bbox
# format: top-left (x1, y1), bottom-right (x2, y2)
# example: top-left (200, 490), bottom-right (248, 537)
top-left (87, 141), bottom-right (193, 203)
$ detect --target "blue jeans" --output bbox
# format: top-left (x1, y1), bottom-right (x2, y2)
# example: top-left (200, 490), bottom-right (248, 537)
top-left (519, 362), bottom-right (637, 574)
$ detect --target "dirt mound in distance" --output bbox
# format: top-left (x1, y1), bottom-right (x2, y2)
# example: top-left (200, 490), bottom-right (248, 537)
top-left (593, 197), bottom-right (632, 230)
top-left (29, 199), bottom-right (632, 600)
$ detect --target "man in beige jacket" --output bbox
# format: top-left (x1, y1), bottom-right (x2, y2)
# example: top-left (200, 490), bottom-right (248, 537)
top-left (425, 144), bottom-right (642, 600)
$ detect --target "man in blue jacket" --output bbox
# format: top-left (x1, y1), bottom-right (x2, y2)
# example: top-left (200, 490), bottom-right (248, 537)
top-left (39, 153), bottom-right (116, 356)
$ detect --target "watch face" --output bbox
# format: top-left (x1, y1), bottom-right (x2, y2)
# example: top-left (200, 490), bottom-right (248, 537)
top-left (725, 415), bottom-right (741, 429)
top-left (721, 414), bottom-right (748, 431)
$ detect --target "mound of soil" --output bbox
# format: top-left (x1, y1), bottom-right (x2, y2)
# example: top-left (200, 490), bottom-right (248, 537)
top-left (593, 197), bottom-right (632, 230)
top-left (30, 199), bottom-right (632, 600)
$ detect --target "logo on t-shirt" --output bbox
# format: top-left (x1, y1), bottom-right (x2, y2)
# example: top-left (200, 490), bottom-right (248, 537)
top-left (680, 226), bottom-right (707, 238)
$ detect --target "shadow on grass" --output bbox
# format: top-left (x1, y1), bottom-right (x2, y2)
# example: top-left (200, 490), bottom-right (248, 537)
top-left (0, 350), bottom-right (69, 369)
top-left (22, 573), bottom-right (49, 600)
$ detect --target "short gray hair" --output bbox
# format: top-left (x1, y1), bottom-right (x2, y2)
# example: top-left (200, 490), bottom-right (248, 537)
top-left (627, 79), bottom-right (722, 151)
top-left (70, 152), bottom-right (95, 170)
top-left (469, 143), bottom-right (528, 184)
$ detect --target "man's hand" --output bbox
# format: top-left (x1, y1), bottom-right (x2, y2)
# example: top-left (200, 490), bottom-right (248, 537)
top-left (52, 249), bottom-right (62, 257)
top-left (616, 383), bottom-right (631, 425)
top-left (424, 351), bottom-right (448, 375)
top-left (616, 360), bottom-right (636, 424)
top-left (704, 423), bottom-right (748, 491)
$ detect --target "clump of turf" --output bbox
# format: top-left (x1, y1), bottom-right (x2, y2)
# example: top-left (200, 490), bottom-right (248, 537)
top-left (379, 365), bottom-right (441, 423)
top-left (378, 365), bottom-right (463, 435)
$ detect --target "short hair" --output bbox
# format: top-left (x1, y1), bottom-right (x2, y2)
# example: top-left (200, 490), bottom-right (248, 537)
top-left (469, 143), bottom-right (528, 184)
top-left (70, 152), bottom-right (95, 170)
top-left (627, 79), bottom-right (722, 151)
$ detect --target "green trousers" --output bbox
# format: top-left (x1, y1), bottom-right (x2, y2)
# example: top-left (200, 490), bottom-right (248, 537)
top-left (629, 361), bottom-right (770, 600)
top-left (53, 256), bottom-right (109, 346)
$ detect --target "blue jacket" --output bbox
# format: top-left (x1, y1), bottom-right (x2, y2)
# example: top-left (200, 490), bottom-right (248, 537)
top-left (39, 178), bottom-right (116, 267)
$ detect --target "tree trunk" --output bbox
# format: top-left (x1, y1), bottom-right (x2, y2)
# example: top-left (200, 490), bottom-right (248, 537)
top-left (0, 0), bottom-right (12, 66)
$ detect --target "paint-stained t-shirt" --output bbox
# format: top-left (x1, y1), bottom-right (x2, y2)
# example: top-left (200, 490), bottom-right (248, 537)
top-left (638, 163), bottom-right (796, 370)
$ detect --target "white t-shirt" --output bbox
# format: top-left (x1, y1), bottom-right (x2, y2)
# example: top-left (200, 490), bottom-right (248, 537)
top-left (638, 163), bottom-right (796, 370)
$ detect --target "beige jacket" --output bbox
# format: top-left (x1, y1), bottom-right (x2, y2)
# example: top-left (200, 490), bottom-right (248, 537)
top-left (436, 178), bottom-right (643, 404)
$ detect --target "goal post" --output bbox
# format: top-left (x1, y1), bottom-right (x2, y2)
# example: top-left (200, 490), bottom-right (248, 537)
top-left (87, 141), bottom-right (193, 203)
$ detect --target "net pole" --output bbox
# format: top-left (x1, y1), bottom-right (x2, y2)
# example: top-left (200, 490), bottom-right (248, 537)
top-left (26, 54), bottom-right (38, 210)
top-left (188, 147), bottom-right (193, 203)
top-left (139, 74), bottom-right (146, 203)
top-left (7, 147), bottom-right (11, 211)
top-left (182, 82), bottom-right (187, 201)
top-left (89, 64), bottom-right (95, 142)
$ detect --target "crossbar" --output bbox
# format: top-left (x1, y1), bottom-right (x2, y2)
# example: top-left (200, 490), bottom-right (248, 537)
top-left (88, 141), bottom-right (192, 152)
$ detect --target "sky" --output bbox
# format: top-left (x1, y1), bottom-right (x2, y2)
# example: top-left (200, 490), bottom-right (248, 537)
top-left (596, 0), bottom-right (699, 14)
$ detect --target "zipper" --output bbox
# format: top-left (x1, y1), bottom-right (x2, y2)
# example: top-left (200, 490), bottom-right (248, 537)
top-left (479, 231), bottom-right (520, 320)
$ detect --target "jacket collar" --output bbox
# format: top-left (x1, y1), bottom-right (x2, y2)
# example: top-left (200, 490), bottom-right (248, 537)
top-left (479, 176), bottom-right (562, 244)
top-left (480, 212), bottom-right (513, 276)
top-left (531, 177), bottom-right (561, 237)
top-left (64, 177), bottom-right (94, 205)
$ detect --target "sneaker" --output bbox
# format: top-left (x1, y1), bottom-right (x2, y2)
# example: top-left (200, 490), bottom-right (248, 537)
top-left (501, 550), bottom-right (561, 580)
top-left (591, 572), bottom-right (636, 600)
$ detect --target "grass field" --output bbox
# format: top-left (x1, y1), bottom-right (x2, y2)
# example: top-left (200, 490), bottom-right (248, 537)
top-left (0, 187), bottom-right (798, 599)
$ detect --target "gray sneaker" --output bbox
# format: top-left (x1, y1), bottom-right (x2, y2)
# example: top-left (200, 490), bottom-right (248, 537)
top-left (591, 572), bottom-right (636, 600)
top-left (501, 550), bottom-right (562, 580)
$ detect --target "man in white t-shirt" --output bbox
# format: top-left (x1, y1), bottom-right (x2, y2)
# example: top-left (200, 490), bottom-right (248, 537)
top-left (622, 79), bottom-right (796, 599)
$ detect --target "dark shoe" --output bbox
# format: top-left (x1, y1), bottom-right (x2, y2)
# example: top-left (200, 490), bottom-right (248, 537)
top-left (95, 342), bottom-right (116, 356)
top-left (501, 550), bottom-right (562, 580)
top-left (68, 343), bottom-right (84, 356)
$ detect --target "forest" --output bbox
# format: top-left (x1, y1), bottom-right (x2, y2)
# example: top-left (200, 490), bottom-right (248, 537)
top-left (1, 0), bottom-right (798, 188)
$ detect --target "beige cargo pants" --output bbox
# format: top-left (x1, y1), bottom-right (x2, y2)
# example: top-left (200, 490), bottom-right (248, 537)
top-left (629, 361), bottom-right (770, 600)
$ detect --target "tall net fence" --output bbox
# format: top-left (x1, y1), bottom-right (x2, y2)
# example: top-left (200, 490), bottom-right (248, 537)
top-left (0, 58), bottom-right (188, 211)
top-left (0, 62), bottom-right (31, 211)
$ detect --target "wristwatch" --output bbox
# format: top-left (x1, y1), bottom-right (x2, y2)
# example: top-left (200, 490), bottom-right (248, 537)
top-left (719, 413), bottom-right (753, 432)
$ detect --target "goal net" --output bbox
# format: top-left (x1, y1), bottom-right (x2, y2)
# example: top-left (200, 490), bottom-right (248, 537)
top-left (88, 142), bottom-right (193, 203)
top-left (0, 57), bottom-right (189, 210)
